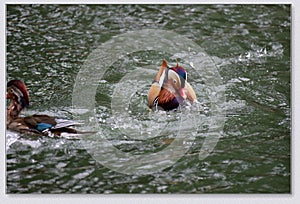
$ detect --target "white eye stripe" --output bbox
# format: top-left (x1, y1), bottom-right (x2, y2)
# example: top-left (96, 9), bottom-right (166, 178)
top-left (158, 69), bottom-right (166, 87)
top-left (11, 86), bottom-right (24, 98)
top-left (168, 69), bottom-right (181, 84)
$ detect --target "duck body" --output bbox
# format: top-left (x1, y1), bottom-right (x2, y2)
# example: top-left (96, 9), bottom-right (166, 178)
top-left (7, 114), bottom-right (80, 136)
top-left (6, 79), bottom-right (84, 136)
top-left (148, 60), bottom-right (197, 111)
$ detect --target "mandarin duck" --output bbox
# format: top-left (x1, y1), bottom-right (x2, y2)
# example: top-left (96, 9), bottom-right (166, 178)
top-left (6, 79), bottom-right (86, 136)
top-left (148, 60), bottom-right (197, 111)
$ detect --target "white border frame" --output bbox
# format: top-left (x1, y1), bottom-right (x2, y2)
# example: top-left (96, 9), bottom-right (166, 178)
top-left (1, 1), bottom-right (298, 204)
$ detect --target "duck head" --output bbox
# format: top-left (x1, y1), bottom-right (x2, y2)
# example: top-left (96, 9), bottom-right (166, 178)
top-left (168, 62), bottom-right (197, 103)
top-left (148, 60), bottom-right (197, 110)
top-left (160, 67), bottom-right (186, 102)
top-left (167, 63), bottom-right (188, 99)
top-left (7, 79), bottom-right (29, 118)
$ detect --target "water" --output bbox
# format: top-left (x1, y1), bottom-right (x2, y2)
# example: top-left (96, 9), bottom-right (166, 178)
top-left (6, 4), bottom-right (290, 193)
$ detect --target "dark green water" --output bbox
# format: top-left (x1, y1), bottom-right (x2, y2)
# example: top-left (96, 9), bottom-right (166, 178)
top-left (6, 4), bottom-right (290, 193)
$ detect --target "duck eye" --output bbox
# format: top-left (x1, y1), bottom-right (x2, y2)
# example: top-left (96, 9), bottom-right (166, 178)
top-left (173, 80), bottom-right (177, 84)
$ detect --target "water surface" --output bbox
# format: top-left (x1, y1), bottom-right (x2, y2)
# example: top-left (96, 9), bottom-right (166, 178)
top-left (6, 4), bottom-right (290, 193)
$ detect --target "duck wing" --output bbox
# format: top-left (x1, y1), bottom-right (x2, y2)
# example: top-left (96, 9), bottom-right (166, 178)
top-left (23, 114), bottom-right (57, 127)
top-left (23, 114), bottom-right (78, 135)
top-left (10, 114), bottom-right (92, 137)
top-left (53, 118), bottom-right (83, 129)
top-left (23, 114), bottom-right (57, 132)
top-left (49, 118), bottom-right (84, 135)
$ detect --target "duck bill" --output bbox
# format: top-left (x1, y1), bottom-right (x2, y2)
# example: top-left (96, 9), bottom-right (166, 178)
top-left (179, 88), bottom-right (187, 99)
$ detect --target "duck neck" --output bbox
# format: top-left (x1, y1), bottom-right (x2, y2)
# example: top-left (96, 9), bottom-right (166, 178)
top-left (7, 100), bottom-right (23, 121)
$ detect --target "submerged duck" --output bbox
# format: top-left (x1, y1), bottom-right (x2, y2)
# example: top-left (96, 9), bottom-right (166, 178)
top-left (148, 60), bottom-right (197, 111)
top-left (6, 79), bottom-right (85, 136)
